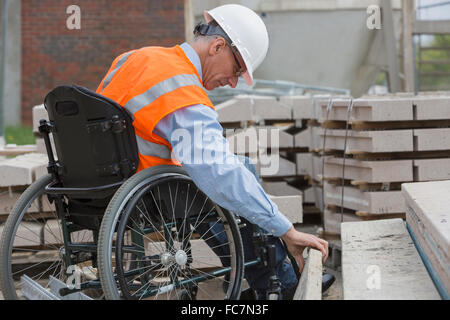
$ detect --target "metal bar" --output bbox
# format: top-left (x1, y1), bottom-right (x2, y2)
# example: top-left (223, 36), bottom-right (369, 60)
top-left (45, 180), bottom-right (124, 195)
top-left (413, 20), bottom-right (450, 34)
top-left (381, 0), bottom-right (402, 93)
top-left (413, 35), bottom-right (419, 95)
top-left (418, 60), bottom-right (450, 65)
top-left (419, 71), bottom-right (450, 76)
top-left (21, 275), bottom-right (60, 300)
top-left (65, 243), bottom-right (98, 252)
top-left (255, 79), bottom-right (350, 95)
top-left (418, 1), bottom-right (450, 9)
top-left (402, 0), bottom-right (415, 92)
top-left (419, 46), bottom-right (450, 50)
top-left (0, 0), bottom-right (8, 136)
top-left (48, 276), bottom-right (93, 300)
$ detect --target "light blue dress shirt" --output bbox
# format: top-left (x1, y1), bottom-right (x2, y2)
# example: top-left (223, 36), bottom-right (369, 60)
top-left (153, 43), bottom-right (292, 237)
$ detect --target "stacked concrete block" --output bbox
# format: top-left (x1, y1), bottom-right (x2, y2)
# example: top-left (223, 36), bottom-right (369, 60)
top-left (217, 95), bottom-right (322, 221)
top-left (323, 209), bottom-right (363, 235)
top-left (216, 95), bottom-right (292, 125)
top-left (0, 222), bottom-right (43, 247)
top-left (316, 94), bottom-right (450, 236)
top-left (0, 187), bottom-right (40, 216)
top-left (261, 181), bottom-right (301, 197)
top-left (0, 153), bottom-right (51, 252)
top-left (294, 127), bottom-right (312, 149)
top-left (270, 195), bottom-right (303, 225)
top-left (280, 95), bottom-right (313, 120)
top-left (259, 156), bottom-right (296, 178)
top-left (0, 153), bottom-right (48, 187)
top-left (0, 105), bottom-right (54, 255)
top-left (324, 183), bottom-right (404, 214)
top-left (318, 97), bottom-right (414, 123)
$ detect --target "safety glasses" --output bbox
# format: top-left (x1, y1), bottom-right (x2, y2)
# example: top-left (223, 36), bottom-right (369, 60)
top-left (228, 43), bottom-right (245, 77)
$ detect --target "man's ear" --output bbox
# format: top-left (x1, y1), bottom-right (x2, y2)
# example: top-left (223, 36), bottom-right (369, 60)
top-left (209, 37), bottom-right (226, 56)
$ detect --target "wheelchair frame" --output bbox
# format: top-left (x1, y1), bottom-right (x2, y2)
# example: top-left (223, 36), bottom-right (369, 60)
top-left (2, 85), bottom-right (289, 300)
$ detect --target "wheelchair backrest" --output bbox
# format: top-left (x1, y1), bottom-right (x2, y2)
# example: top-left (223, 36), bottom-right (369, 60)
top-left (44, 85), bottom-right (139, 189)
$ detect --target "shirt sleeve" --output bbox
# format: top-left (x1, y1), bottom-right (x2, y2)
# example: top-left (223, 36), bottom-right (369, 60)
top-left (153, 104), bottom-right (293, 237)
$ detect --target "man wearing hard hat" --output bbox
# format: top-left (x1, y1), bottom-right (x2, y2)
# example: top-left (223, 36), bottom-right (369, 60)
top-left (97, 4), bottom-right (331, 299)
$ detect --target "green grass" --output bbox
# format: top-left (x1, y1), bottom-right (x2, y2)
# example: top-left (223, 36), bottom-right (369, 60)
top-left (4, 126), bottom-right (36, 145)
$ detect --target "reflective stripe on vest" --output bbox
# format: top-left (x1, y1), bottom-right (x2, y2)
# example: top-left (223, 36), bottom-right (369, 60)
top-left (101, 51), bottom-right (135, 92)
top-left (124, 73), bottom-right (203, 116)
top-left (135, 134), bottom-right (172, 159)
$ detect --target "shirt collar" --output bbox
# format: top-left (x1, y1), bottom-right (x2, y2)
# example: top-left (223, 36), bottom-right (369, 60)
top-left (180, 42), bottom-right (202, 82)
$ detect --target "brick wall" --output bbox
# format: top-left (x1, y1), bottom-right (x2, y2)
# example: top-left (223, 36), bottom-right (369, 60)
top-left (21, 0), bottom-right (185, 125)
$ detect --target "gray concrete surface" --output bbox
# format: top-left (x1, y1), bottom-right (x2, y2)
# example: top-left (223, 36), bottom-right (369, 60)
top-left (0, 0), bottom-right (21, 127)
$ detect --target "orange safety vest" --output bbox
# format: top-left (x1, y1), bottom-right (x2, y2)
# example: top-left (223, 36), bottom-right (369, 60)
top-left (96, 45), bottom-right (215, 172)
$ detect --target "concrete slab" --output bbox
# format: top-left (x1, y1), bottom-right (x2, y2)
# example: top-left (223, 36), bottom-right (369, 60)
top-left (413, 159), bottom-right (450, 181)
top-left (324, 157), bottom-right (413, 183)
top-left (413, 128), bottom-right (450, 151)
top-left (0, 189), bottom-right (40, 215)
top-left (280, 95), bottom-right (313, 120)
top-left (216, 98), bottom-right (253, 123)
top-left (313, 184), bottom-right (324, 211)
top-left (294, 127), bottom-right (312, 148)
top-left (310, 126), bottom-right (323, 151)
top-left (296, 153), bottom-right (312, 176)
top-left (259, 155), bottom-right (296, 177)
top-left (323, 209), bottom-right (363, 235)
top-left (0, 153), bottom-right (48, 187)
top-left (402, 180), bottom-right (450, 296)
top-left (270, 195), bottom-right (303, 224)
top-left (247, 96), bottom-right (292, 121)
top-left (413, 96), bottom-right (450, 120)
top-left (318, 128), bottom-right (413, 153)
top-left (324, 183), bottom-right (405, 214)
top-left (303, 186), bottom-right (315, 204)
top-left (257, 126), bottom-right (294, 149)
top-left (311, 154), bottom-right (326, 182)
top-left (341, 219), bottom-right (440, 300)
top-left (317, 127), bottom-right (450, 153)
top-left (261, 181), bottom-right (301, 197)
top-left (319, 98), bottom-right (413, 122)
top-left (226, 127), bottom-right (259, 155)
top-left (217, 95), bottom-right (292, 123)
top-left (0, 222), bottom-right (43, 247)
top-left (293, 249), bottom-right (322, 300)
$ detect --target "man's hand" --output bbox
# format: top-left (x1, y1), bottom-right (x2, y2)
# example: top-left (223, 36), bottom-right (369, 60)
top-left (281, 226), bottom-right (329, 273)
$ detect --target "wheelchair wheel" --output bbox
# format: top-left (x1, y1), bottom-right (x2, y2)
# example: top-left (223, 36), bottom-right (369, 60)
top-left (97, 165), bottom-right (244, 300)
top-left (0, 174), bottom-right (100, 299)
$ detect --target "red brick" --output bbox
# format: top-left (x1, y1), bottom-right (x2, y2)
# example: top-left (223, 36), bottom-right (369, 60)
top-left (21, 0), bottom-right (185, 125)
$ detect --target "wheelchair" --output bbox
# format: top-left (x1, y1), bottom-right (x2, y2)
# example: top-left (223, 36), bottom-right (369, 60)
top-left (0, 85), bottom-right (288, 300)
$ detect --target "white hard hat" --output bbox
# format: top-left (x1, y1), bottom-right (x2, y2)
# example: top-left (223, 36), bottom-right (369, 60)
top-left (204, 4), bottom-right (269, 86)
